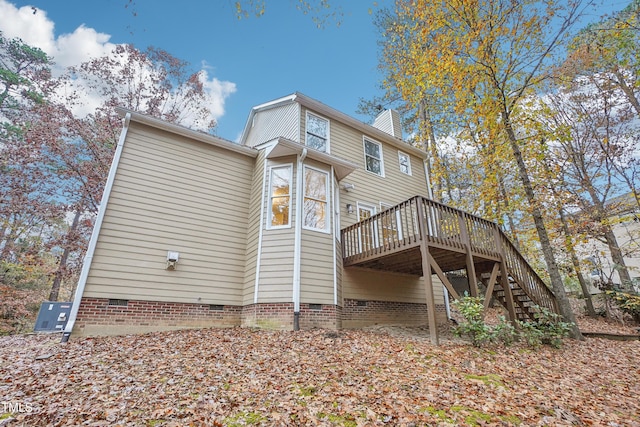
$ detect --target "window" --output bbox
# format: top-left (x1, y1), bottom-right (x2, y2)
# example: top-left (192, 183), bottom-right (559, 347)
top-left (303, 166), bottom-right (329, 232)
top-left (306, 112), bottom-right (329, 153)
top-left (398, 151), bottom-right (412, 175)
top-left (363, 138), bottom-right (384, 176)
top-left (357, 203), bottom-right (377, 252)
top-left (268, 165), bottom-right (292, 228)
top-left (380, 202), bottom-right (403, 242)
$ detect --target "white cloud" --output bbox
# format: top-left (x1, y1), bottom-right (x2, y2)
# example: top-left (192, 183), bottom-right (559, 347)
top-left (0, 0), bottom-right (116, 74)
top-left (0, 0), bottom-right (236, 127)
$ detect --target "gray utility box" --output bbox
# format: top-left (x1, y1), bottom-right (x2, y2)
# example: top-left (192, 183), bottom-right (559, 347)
top-left (34, 302), bottom-right (72, 332)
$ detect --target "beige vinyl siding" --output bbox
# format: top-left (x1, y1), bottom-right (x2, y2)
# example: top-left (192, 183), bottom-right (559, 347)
top-left (298, 158), bottom-right (335, 304)
top-left (299, 108), bottom-right (446, 307)
top-left (254, 157), bottom-right (297, 303)
top-left (257, 229), bottom-right (295, 303)
top-left (244, 103), bottom-right (300, 148)
top-left (300, 229), bottom-right (334, 304)
top-left (344, 269), bottom-right (445, 306)
top-left (83, 122), bottom-right (254, 305)
top-left (243, 151), bottom-right (267, 305)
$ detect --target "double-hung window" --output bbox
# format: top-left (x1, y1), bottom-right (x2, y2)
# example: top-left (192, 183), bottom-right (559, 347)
top-left (305, 113), bottom-right (329, 153)
top-left (363, 138), bottom-right (384, 176)
top-left (398, 151), bottom-right (412, 175)
top-left (303, 166), bottom-right (329, 232)
top-left (268, 165), bottom-right (292, 228)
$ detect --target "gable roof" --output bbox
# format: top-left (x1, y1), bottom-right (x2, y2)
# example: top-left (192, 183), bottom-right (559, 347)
top-left (239, 92), bottom-right (428, 160)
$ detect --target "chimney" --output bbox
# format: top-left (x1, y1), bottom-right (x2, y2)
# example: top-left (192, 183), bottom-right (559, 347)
top-left (372, 109), bottom-right (402, 139)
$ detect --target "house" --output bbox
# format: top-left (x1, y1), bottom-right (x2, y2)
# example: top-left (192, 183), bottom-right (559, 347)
top-left (580, 192), bottom-right (640, 293)
top-left (62, 93), bottom-right (558, 344)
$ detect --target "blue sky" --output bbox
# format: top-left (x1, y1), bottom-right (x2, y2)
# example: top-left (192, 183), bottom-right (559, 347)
top-left (0, 0), bottom-right (626, 141)
top-left (1, 0), bottom-right (388, 140)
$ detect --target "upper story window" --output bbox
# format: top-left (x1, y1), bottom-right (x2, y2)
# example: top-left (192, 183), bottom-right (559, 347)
top-left (305, 112), bottom-right (329, 153)
top-left (363, 138), bottom-right (384, 177)
top-left (268, 165), bottom-right (292, 229)
top-left (398, 151), bottom-right (412, 175)
top-left (303, 166), bottom-right (329, 233)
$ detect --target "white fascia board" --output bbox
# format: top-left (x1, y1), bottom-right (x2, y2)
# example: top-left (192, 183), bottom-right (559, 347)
top-left (265, 137), bottom-right (358, 181)
top-left (62, 113), bottom-right (132, 341)
top-left (238, 94), bottom-right (298, 146)
top-left (293, 92), bottom-right (428, 160)
top-left (116, 108), bottom-right (258, 158)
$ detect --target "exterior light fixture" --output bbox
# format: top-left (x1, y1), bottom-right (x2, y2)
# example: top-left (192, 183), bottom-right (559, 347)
top-left (166, 251), bottom-right (180, 270)
top-left (346, 204), bottom-right (354, 214)
top-left (342, 183), bottom-right (355, 192)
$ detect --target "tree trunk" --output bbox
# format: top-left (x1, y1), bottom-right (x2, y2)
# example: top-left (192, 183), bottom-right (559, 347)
top-left (585, 187), bottom-right (633, 291)
top-left (499, 176), bottom-right (521, 252)
top-left (613, 69), bottom-right (640, 118)
top-left (503, 114), bottom-right (583, 339)
top-left (420, 100), bottom-right (442, 201)
top-left (602, 228), bottom-right (633, 290)
top-left (48, 210), bottom-right (81, 302)
top-left (559, 208), bottom-right (596, 317)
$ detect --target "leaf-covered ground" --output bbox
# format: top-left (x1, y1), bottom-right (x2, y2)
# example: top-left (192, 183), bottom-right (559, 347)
top-left (1, 318), bottom-right (638, 426)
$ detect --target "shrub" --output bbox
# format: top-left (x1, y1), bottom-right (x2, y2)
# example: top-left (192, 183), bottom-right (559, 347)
top-left (605, 290), bottom-right (640, 323)
top-left (452, 297), bottom-right (516, 347)
top-left (517, 307), bottom-right (573, 349)
top-left (452, 296), bottom-right (571, 348)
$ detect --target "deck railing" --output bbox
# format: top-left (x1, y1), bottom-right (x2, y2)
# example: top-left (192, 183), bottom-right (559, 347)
top-left (341, 195), bottom-right (557, 313)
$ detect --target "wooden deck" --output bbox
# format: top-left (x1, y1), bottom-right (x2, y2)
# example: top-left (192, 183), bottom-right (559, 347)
top-left (341, 196), bottom-right (558, 344)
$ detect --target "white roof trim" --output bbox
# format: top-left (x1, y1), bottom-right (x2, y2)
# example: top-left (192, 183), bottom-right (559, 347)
top-left (116, 107), bottom-right (258, 158)
top-left (263, 137), bottom-right (358, 181)
top-left (240, 92), bottom-right (428, 160)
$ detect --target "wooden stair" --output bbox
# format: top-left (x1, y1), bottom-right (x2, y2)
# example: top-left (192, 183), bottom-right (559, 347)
top-left (342, 195), bottom-right (560, 328)
top-left (483, 274), bottom-right (540, 322)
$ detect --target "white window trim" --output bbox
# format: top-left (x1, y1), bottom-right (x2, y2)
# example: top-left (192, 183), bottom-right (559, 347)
top-left (302, 165), bottom-right (331, 234)
top-left (363, 137), bottom-right (385, 177)
top-left (398, 150), bottom-right (412, 176)
top-left (356, 202), bottom-right (378, 252)
top-left (305, 111), bottom-right (330, 154)
top-left (266, 163), bottom-right (293, 230)
top-left (380, 202), bottom-right (404, 241)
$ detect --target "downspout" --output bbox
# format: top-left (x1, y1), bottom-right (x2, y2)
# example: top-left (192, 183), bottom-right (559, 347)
top-left (61, 112), bottom-right (131, 343)
top-left (292, 148), bottom-right (307, 331)
top-left (331, 166), bottom-right (338, 306)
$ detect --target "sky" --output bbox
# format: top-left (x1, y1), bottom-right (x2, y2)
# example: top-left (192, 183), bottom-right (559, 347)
top-left (0, 0), bottom-right (628, 142)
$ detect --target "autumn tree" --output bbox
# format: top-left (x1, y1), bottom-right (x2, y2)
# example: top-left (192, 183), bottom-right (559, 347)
top-left (1, 37), bottom-right (223, 304)
top-left (0, 31), bottom-right (60, 264)
top-left (538, 75), bottom-right (639, 291)
top-left (376, 0), bottom-right (595, 338)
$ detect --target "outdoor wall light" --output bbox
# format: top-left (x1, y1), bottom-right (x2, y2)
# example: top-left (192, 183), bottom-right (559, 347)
top-left (342, 183), bottom-right (355, 192)
top-left (346, 204), bottom-right (354, 214)
top-left (166, 251), bottom-right (180, 270)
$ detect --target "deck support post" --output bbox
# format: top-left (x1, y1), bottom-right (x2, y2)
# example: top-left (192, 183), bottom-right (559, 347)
top-left (459, 213), bottom-right (479, 297)
top-left (483, 262), bottom-right (500, 311)
top-left (499, 260), bottom-right (517, 323)
top-left (493, 229), bottom-right (517, 323)
top-left (417, 199), bottom-right (439, 345)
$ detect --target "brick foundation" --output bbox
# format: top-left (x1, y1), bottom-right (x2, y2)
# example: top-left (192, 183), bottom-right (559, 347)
top-left (73, 297), bottom-right (444, 336)
top-left (342, 299), bottom-right (448, 328)
top-left (241, 303), bottom-right (341, 330)
top-left (74, 297), bottom-right (242, 336)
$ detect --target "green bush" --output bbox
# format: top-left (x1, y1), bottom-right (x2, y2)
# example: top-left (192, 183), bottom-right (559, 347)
top-left (605, 290), bottom-right (640, 322)
top-left (452, 297), bottom-right (516, 347)
top-left (517, 307), bottom-right (573, 349)
top-left (452, 296), bottom-right (571, 348)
